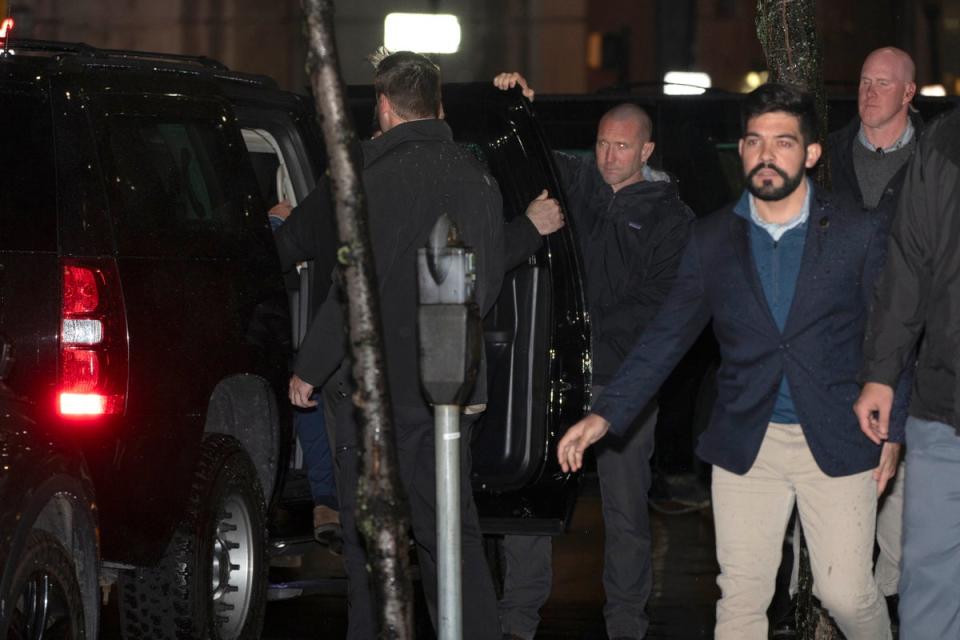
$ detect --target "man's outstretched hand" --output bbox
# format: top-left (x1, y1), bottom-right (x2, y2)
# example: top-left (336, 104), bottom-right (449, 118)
top-left (557, 413), bottom-right (611, 472)
top-left (493, 72), bottom-right (535, 101)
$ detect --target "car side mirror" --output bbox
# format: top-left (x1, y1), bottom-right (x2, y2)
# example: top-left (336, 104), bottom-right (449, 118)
top-left (0, 336), bottom-right (13, 381)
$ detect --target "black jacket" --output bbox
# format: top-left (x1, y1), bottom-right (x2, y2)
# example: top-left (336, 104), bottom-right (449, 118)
top-left (863, 108), bottom-right (960, 431)
top-left (827, 111), bottom-right (924, 216)
top-left (828, 112), bottom-right (920, 431)
top-left (553, 152), bottom-right (694, 384)
top-left (273, 184), bottom-right (339, 313)
top-left (289, 119), bottom-right (504, 420)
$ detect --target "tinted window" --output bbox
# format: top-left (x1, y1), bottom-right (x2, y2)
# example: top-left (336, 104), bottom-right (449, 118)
top-left (0, 86), bottom-right (56, 251)
top-left (97, 107), bottom-right (253, 257)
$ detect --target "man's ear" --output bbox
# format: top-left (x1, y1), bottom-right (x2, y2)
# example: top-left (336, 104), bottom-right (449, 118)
top-left (805, 141), bottom-right (823, 169)
top-left (377, 94), bottom-right (391, 117)
top-left (641, 141), bottom-right (656, 164)
top-left (904, 82), bottom-right (917, 104)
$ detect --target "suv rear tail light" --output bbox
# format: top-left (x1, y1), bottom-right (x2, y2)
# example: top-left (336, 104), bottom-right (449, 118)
top-left (58, 259), bottom-right (128, 417)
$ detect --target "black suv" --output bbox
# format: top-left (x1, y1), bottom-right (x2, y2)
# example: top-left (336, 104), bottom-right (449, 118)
top-left (0, 40), bottom-right (299, 639)
top-left (0, 40), bottom-right (591, 637)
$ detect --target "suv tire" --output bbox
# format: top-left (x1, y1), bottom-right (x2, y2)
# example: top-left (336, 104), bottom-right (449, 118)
top-left (118, 435), bottom-right (267, 640)
top-left (3, 529), bottom-right (86, 639)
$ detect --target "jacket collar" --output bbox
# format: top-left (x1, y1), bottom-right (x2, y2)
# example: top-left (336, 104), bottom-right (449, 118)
top-left (595, 165), bottom-right (678, 210)
top-left (833, 110), bottom-right (924, 206)
top-left (362, 119), bottom-right (453, 167)
top-left (728, 183), bottom-right (834, 335)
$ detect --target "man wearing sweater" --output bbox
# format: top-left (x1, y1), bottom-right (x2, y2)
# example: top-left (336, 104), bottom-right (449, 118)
top-left (558, 83), bottom-right (906, 640)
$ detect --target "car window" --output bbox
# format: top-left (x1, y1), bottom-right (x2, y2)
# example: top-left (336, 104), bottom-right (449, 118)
top-left (242, 127), bottom-right (296, 207)
top-left (0, 85), bottom-right (56, 251)
top-left (93, 97), bottom-right (260, 259)
top-left (452, 112), bottom-right (548, 225)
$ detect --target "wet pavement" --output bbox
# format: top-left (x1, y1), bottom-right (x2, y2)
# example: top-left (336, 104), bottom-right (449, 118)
top-left (260, 473), bottom-right (721, 639)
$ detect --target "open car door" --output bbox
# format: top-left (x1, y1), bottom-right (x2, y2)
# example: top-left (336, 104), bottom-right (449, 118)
top-left (437, 85), bottom-right (591, 535)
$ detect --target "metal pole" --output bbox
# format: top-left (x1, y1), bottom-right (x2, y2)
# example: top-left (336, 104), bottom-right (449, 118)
top-left (435, 403), bottom-right (462, 640)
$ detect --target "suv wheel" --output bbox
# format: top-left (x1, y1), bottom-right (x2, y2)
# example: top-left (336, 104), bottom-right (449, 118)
top-left (4, 530), bottom-right (86, 639)
top-left (118, 435), bottom-right (267, 640)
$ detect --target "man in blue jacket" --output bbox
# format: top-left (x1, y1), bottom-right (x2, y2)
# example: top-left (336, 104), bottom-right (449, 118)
top-left (558, 83), bottom-right (904, 640)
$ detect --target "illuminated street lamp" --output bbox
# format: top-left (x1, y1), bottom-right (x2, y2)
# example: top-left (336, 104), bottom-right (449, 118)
top-left (920, 84), bottom-right (947, 96)
top-left (663, 71), bottom-right (711, 95)
top-left (384, 13), bottom-right (461, 54)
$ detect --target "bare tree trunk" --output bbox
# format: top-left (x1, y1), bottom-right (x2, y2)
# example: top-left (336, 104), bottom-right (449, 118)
top-left (300, 1), bottom-right (415, 638)
top-left (756, 0), bottom-right (830, 188)
top-left (756, 3), bottom-right (837, 639)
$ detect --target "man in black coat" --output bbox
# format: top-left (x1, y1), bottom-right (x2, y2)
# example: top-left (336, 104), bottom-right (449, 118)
top-left (823, 45), bottom-right (919, 614)
top-left (494, 72), bottom-right (694, 640)
top-left (284, 51), bottom-right (506, 639)
top-left (559, 83), bottom-right (905, 640)
top-left (855, 106), bottom-right (960, 639)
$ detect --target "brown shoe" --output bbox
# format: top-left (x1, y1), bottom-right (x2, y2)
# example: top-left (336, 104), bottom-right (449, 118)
top-left (313, 505), bottom-right (342, 553)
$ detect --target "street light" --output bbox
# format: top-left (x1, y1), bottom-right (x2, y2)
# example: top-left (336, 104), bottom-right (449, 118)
top-left (384, 13), bottom-right (461, 54)
top-left (663, 71), bottom-right (712, 95)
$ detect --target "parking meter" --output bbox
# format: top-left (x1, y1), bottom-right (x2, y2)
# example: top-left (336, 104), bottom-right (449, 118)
top-left (417, 214), bottom-right (481, 640)
top-left (418, 214), bottom-right (482, 405)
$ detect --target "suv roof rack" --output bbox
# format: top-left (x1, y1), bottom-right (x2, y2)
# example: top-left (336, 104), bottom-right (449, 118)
top-left (3, 38), bottom-right (280, 88)
top-left (8, 39), bottom-right (228, 69)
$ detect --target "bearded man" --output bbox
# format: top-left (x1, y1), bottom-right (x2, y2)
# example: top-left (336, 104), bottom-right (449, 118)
top-left (557, 83), bottom-right (909, 640)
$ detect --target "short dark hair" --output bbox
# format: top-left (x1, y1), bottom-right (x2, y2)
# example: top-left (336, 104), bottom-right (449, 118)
top-left (372, 51), bottom-right (442, 120)
top-left (741, 83), bottom-right (819, 144)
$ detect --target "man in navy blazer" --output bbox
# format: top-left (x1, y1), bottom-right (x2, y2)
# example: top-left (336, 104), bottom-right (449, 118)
top-left (557, 84), bottom-right (904, 639)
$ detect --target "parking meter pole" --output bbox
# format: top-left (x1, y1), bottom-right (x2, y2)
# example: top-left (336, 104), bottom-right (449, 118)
top-left (435, 403), bottom-right (462, 640)
top-left (418, 214), bottom-right (480, 640)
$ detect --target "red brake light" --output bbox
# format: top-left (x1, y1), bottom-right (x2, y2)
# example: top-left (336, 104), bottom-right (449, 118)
top-left (60, 349), bottom-right (100, 393)
top-left (59, 393), bottom-right (109, 416)
top-left (63, 265), bottom-right (100, 315)
top-left (58, 260), bottom-right (127, 418)
top-left (0, 19), bottom-right (13, 40)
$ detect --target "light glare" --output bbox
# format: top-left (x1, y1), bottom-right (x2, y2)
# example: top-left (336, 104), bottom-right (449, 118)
top-left (664, 71), bottom-right (712, 96)
top-left (384, 13), bottom-right (461, 54)
top-left (920, 84), bottom-right (947, 97)
top-left (59, 393), bottom-right (107, 416)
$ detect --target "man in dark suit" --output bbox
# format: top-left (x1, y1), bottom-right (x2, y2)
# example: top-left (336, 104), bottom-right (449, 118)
top-left (557, 83), bottom-right (903, 640)
top-left (286, 51), bottom-right (505, 639)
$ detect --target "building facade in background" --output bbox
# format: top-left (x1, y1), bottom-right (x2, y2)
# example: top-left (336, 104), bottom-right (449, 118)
top-left (8, 1), bottom-right (958, 96)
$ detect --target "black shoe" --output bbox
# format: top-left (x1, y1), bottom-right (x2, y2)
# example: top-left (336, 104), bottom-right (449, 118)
top-left (886, 594), bottom-right (899, 635)
top-left (770, 602), bottom-right (797, 638)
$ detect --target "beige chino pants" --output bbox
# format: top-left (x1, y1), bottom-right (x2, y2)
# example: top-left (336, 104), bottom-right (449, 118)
top-left (711, 423), bottom-right (890, 640)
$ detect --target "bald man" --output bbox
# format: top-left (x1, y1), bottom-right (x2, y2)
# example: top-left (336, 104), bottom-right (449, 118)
top-left (830, 47), bottom-right (919, 211)
top-left (494, 72), bottom-right (694, 640)
top-left (827, 47), bottom-right (919, 617)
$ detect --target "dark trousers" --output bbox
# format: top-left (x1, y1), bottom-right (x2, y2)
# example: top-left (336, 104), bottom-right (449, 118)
top-left (499, 389), bottom-right (657, 640)
top-left (596, 399), bottom-right (657, 639)
top-left (325, 376), bottom-right (499, 639)
top-left (294, 396), bottom-right (338, 508)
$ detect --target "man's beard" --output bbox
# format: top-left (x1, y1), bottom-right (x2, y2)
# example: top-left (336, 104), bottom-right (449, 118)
top-left (745, 162), bottom-right (805, 201)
